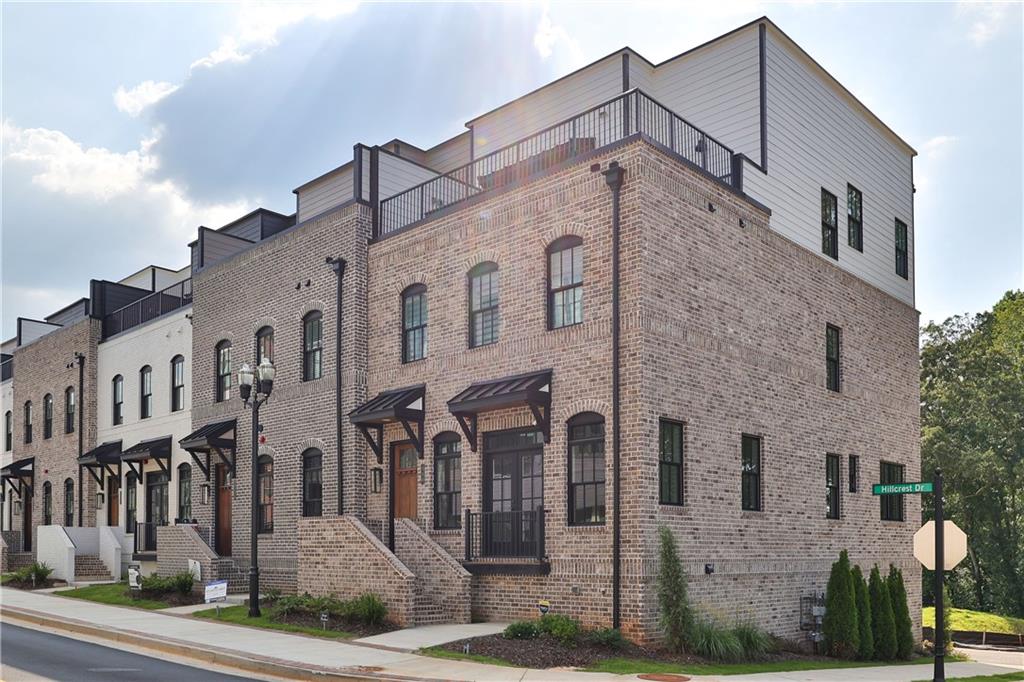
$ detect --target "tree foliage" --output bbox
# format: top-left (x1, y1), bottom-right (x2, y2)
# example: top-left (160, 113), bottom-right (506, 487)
top-left (869, 565), bottom-right (897, 660)
top-left (657, 525), bottom-right (693, 653)
top-left (888, 565), bottom-right (914, 659)
top-left (852, 565), bottom-right (874, 660)
top-left (823, 550), bottom-right (859, 658)
top-left (920, 290), bottom-right (1024, 617)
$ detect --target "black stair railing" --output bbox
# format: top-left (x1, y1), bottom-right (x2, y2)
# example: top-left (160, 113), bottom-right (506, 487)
top-left (464, 507), bottom-right (546, 561)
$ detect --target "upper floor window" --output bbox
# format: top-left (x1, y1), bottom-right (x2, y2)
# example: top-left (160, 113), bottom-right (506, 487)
top-left (880, 461), bottom-right (905, 521)
top-left (139, 365), bottom-right (152, 419)
top-left (433, 433), bottom-right (461, 529)
top-left (43, 393), bottom-right (53, 439)
top-left (170, 355), bottom-right (185, 412)
top-left (112, 375), bottom-right (124, 425)
top-left (302, 312), bottom-right (323, 381)
top-left (256, 326), bottom-right (274, 364)
top-left (215, 341), bottom-right (231, 402)
top-left (741, 434), bottom-right (762, 511)
top-left (567, 413), bottom-right (605, 525)
top-left (4, 410), bottom-right (12, 451)
top-left (469, 262), bottom-right (500, 348)
top-left (826, 453), bottom-right (840, 519)
top-left (659, 419), bottom-right (684, 505)
top-left (849, 455), bottom-right (859, 493)
top-left (64, 478), bottom-right (75, 526)
top-left (257, 455), bottom-right (274, 532)
top-left (548, 236), bottom-right (584, 329)
top-left (847, 185), bottom-right (863, 252)
top-left (24, 401), bottom-right (33, 443)
top-left (402, 285), bottom-right (428, 363)
top-left (177, 463), bottom-right (192, 522)
top-left (895, 218), bottom-right (909, 279)
top-left (821, 188), bottom-right (838, 260)
top-left (64, 387), bottom-right (75, 434)
top-left (826, 324), bottom-right (841, 392)
top-left (302, 448), bottom-right (323, 517)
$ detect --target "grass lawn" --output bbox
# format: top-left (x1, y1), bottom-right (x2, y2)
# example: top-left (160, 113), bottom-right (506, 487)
top-left (192, 604), bottom-right (355, 639)
top-left (915, 674), bottom-right (1024, 682)
top-left (420, 646), bottom-right (521, 668)
top-left (54, 582), bottom-right (170, 610)
top-left (583, 655), bottom-right (941, 676)
top-left (924, 607), bottom-right (1024, 635)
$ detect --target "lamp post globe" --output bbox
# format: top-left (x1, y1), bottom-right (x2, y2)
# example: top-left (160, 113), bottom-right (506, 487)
top-left (238, 362), bottom-right (254, 403)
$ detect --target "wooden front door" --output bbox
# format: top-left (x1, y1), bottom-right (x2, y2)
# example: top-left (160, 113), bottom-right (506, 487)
top-left (107, 475), bottom-right (120, 526)
top-left (215, 464), bottom-right (232, 556)
top-left (393, 443), bottom-right (418, 519)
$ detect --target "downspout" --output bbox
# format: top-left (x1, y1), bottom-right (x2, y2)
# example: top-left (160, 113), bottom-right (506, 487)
top-left (76, 352), bottom-right (85, 526)
top-left (326, 257), bottom-right (348, 516)
top-left (602, 161), bottom-right (626, 630)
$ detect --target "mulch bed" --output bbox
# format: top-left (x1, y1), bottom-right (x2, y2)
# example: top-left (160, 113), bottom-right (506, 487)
top-left (2, 578), bottom-right (65, 590)
top-left (135, 590), bottom-right (205, 606)
top-left (272, 610), bottom-right (400, 638)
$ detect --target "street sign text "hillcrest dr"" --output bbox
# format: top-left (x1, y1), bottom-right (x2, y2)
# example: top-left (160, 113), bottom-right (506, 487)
top-left (872, 481), bottom-right (933, 495)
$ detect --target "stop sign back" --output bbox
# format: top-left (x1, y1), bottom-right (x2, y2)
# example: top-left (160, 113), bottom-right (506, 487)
top-left (913, 520), bottom-right (968, 571)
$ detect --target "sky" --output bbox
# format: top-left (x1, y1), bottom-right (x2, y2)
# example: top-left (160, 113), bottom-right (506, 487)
top-left (2, 1), bottom-right (1022, 339)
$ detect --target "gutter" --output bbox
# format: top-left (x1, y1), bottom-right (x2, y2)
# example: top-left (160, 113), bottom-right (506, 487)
top-left (326, 257), bottom-right (348, 515)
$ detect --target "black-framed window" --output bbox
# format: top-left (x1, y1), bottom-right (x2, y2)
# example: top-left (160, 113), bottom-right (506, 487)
top-left (64, 387), bottom-right (75, 433)
top-left (43, 393), bottom-right (53, 439)
top-left (402, 284), bottom-right (427, 363)
top-left (469, 262), bottom-right (500, 348)
top-left (126, 472), bottom-right (137, 534)
top-left (568, 413), bottom-right (605, 525)
top-left (177, 463), bottom-right (192, 522)
top-left (257, 455), bottom-right (273, 532)
top-left (847, 184), bottom-right (863, 251)
top-left (826, 324), bottom-right (841, 392)
top-left (112, 375), bottom-right (123, 425)
top-left (821, 188), bottom-right (838, 259)
top-left (256, 326), bottom-right (274, 364)
top-left (302, 312), bottom-right (322, 381)
top-left (64, 478), bottom-right (74, 526)
top-left (24, 401), bottom-right (32, 443)
top-left (895, 218), bottom-right (909, 279)
top-left (849, 455), bottom-right (859, 493)
top-left (140, 365), bottom-right (152, 419)
top-left (4, 411), bottom-right (11, 451)
top-left (433, 433), bottom-right (461, 529)
top-left (43, 482), bottom-right (52, 525)
top-left (170, 355), bottom-right (185, 412)
top-left (659, 419), bottom-right (684, 505)
top-left (302, 448), bottom-right (323, 517)
top-left (215, 341), bottom-right (231, 402)
top-left (548, 236), bottom-right (584, 329)
top-left (880, 461), bottom-right (905, 521)
top-left (826, 453), bottom-right (840, 519)
top-left (741, 435), bottom-right (762, 511)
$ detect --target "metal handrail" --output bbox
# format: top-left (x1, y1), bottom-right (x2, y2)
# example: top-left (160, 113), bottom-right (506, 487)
top-left (103, 279), bottom-right (193, 338)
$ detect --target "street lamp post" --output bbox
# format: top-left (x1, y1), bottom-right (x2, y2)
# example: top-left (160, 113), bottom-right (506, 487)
top-left (238, 356), bottom-right (275, 618)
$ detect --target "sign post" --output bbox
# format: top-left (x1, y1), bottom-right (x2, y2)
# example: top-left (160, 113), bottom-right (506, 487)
top-left (933, 469), bottom-right (945, 682)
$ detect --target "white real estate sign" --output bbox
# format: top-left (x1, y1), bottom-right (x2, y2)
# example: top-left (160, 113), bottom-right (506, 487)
top-left (913, 521), bottom-right (968, 571)
top-left (204, 579), bottom-right (228, 603)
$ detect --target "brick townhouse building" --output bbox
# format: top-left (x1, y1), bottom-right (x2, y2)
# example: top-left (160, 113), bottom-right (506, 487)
top-left (2, 17), bottom-right (920, 643)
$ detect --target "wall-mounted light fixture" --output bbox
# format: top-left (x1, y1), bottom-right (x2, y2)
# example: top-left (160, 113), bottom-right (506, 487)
top-left (704, 563), bottom-right (715, 575)
top-left (371, 468), bottom-right (383, 494)
top-left (14, 500), bottom-right (22, 516)
top-left (419, 464), bottom-right (427, 484)
top-left (96, 492), bottom-right (104, 510)
top-left (202, 483), bottom-right (210, 505)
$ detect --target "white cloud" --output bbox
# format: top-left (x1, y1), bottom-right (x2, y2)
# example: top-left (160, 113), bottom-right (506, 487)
top-left (957, 2), bottom-right (1009, 46)
top-left (114, 80), bottom-right (180, 117)
top-left (533, 5), bottom-right (584, 65)
top-left (915, 134), bottom-right (959, 193)
top-left (921, 134), bottom-right (959, 159)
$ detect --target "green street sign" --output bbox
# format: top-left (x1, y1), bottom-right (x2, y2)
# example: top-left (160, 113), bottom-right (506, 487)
top-left (873, 481), bottom-right (933, 495)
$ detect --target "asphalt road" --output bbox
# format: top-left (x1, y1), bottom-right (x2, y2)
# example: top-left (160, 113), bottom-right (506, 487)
top-left (0, 622), bottom-right (253, 682)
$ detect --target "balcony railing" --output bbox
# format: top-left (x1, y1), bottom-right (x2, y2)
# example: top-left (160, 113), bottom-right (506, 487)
top-left (133, 521), bottom-right (166, 554)
top-left (464, 507), bottom-right (546, 561)
top-left (103, 279), bottom-right (192, 338)
top-left (379, 88), bottom-right (737, 237)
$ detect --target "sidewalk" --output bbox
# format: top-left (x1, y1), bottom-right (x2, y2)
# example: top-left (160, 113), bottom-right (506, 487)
top-left (1, 587), bottom-right (1019, 682)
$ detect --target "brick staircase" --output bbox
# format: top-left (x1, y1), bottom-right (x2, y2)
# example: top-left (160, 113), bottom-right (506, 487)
top-left (413, 590), bottom-right (450, 625)
top-left (74, 554), bottom-right (113, 582)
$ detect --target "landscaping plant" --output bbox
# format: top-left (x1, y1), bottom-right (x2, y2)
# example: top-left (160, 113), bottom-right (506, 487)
top-left (941, 584), bottom-right (954, 654)
top-left (887, 565), bottom-right (914, 659)
top-left (585, 627), bottom-right (626, 649)
top-left (656, 525), bottom-right (694, 653)
top-left (538, 613), bottom-right (581, 644)
top-left (503, 620), bottom-right (540, 639)
top-left (868, 565), bottom-right (897, 660)
top-left (851, 564), bottom-right (874, 660)
top-left (688, 619), bottom-right (744, 663)
top-left (732, 622), bottom-right (775, 659)
top-left (822, 550), bottom-right (859, 658)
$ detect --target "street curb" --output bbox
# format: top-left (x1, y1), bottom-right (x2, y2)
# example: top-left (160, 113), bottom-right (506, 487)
top-left (1, 605), bottom-right (437, 682)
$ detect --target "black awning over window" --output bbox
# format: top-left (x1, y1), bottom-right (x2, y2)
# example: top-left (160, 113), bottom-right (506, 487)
top-left (447, 370), bottom-right (552, 451)
top-left (121, 436), bottom-right (172, 477)
top-left (349, 385), bottom-right (425, 462)
top-left (78, 441), bottom-right (122, 490)
top-left (179, 419), bottom-right (236, 480)
top-left (1, 456), bottom-right (35, 497)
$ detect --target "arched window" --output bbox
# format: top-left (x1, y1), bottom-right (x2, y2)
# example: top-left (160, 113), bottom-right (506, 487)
top-left (302, 449), bottom-right (323, 517)
top-left (255, 326), bottom-right (274, 364)
top-left (433, 432), bottom-right (462, 529)
top-left (257, 455), bottom-right (273, 532)
top-left (401, 284), bottom-right (428, 363)
top-left (567, 412), bottom-right (605, 526)
top-left (4, 411), bottom-right (11, 451)
top-left (64, 387), bottom-right (75, 434)
top-left (43, 394), bottom-right (53, 439)
top-left (24, 401), bottom-right (32, 443)
top-left (43, 482), bottom-right (52, 525)
top-left (302, 312), bottom-right (323, 381)
top-left (215, 341), bottom-right (232, 402)
top-left (139, 365), bottom-right (153, 419)
top-left (547, 236), bottom-right (584, 329)
top-left (170, 355), bottom-right (185, 412)
top-left (64, 478), bottom-right (75, 527)
top-left (468, 262), bottom-right (499, 348)
top-left (177, 463), bottom-right (192, 522)
top-left (112, 375), bottom-right (124, 425)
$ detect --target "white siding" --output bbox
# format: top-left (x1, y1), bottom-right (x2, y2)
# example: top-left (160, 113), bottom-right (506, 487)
top-left (297, 165), bottom-right (354, 223)
top-left (378, 152), bottom-right (439, 200)
top-left (18, 319), bottom-right (61, 346)
top-left (154, 267), bottom-right (190, 291)
top-left (426, 132), bottom-right (471, 172)
top-left (628, 52), bottom-right (655, 93)
top-left (119, 270), bottom-right (154, 291)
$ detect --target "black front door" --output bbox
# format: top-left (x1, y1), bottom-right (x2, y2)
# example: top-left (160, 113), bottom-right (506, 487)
top-left (145, 471), bottom-right (168, 551)
top-left (482, 429), bottom-right (544, 557)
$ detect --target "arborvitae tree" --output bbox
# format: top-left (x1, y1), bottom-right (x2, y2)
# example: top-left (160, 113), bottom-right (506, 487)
top-left (851, 565), bottom-right (874, 660)
top-left (657, 526), bottom-right (693, 652)
top-left (941, 583), bottom-right (954, 654)
top-left (887, 566), bottom-right (914, 659)
top-left (869, 565), bottom-right (897, 660)
top-left (822, 550), bottom-right (859, 658)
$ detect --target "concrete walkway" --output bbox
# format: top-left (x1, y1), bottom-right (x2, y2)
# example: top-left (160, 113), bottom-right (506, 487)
top-left (1, 587), bottom-right (1020, 682)
top-left (354, 622), bottom-right (510, 651)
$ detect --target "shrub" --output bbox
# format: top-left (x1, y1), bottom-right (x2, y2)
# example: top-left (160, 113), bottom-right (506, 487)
top-left (171, 571), bottom-right (194, 595)
top-left (940, 584), bottom-right (954, 654)
top-left (868, 565), bottom-right (897, 660)
top-left (140, 574), bottom-right (172, 594)
top-left (887, 565), bottom-right (914, 659)
top-left (822, 550), bottom-right (859, 658)
top-left (656, 525), bottom-right (694, 653)
top-left (585, 627), bottom-right (626, 649)
top-left (29, 562), bottom-right (53, 584)
top-left (732, 622), bottom-right (774, 658)
top-left (688, 619), bottom-right (744, 662)
top-left (503, 621), bottom-right (541, 640)
top-left (851, 565), bottom-right (874, 660)
top-left (538, 613), bottom-right (581, 644)
top-left (263, 587), bottom-right (282, 603)
top-left (343, 593), bottom-right (387, 626)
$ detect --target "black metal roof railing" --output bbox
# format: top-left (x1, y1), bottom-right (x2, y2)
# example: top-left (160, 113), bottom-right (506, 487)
top-left (378, 88), bottom-right (738, 238)
top-left (102, 278), bottom-right (193, 338)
